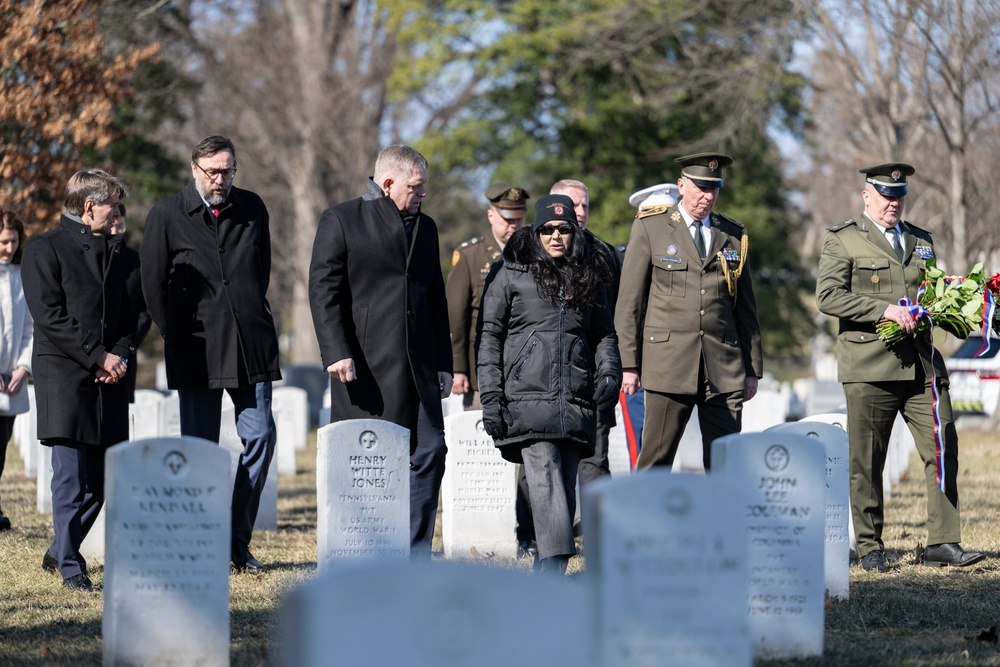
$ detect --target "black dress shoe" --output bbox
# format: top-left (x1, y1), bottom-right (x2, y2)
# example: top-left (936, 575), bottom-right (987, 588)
top-left (860, 550), bottom-right (888, 572)
top-left (923, 543), bottom-right (986, 567)
top-left (536, 555), bottom-right (570, 576)
top-left (42, 550), bottom-right (59, 574)
top-left (517, 540), bottom-right (538, 559)
top-left (231, 544), bottom-right (264, 573)
top-left (63, 573), bottom-right (94, 592)
top-left (0, 513), bottom-right (10, 531)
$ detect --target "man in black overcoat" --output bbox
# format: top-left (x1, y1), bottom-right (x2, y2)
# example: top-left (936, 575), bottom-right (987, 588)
top-left (308, 144), bottom-right (453, 559)
top-left (141, 135), bottom-right (281, 573)
top-left (22, 169), bottom-right (135, 592)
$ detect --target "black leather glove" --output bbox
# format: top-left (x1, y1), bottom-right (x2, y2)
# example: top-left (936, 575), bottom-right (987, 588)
top-left (482, 401), bottom-right (513, 440)
top-left (594, 375), bottom-right (621, 413)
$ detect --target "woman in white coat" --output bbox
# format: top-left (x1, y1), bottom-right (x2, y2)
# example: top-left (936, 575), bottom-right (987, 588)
top-left (0, 208), bottom-right (33, 531)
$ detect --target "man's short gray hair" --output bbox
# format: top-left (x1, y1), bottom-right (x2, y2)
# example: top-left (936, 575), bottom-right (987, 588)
top-left (550, 178), bottom-right (588, 195)
top-left (373, 145), bottom-right (428, 184)
top-left (64, 169), bottom-right (128, 216)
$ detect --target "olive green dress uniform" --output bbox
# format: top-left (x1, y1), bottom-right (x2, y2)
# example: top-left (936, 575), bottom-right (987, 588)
top-left (446, 236), bottom-right (502, 406)
top-left (816, 214), bottom-right (961, 558)
top-left (616, 200), bottom-right (763, 470)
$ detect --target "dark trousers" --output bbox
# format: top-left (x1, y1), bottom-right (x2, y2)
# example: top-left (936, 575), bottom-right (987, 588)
top-left (515, 465), bottom-right (535, 542)
top-left (409, 398), bottom-right (447, 559)
top-left (576, 409), bottom-right (614, 530)
top-left (0, 415), bottom-right (15, 481)
top-left (521, 440), bottom-right (581, 560)
top-left (844, 374), bottom-right (961, 557)
top-left (47, 439), bottom-right (105, 579)
top-left (179, 383), bottom-right (276, 547)
top-left (637, 361), bottom-right (742, 471)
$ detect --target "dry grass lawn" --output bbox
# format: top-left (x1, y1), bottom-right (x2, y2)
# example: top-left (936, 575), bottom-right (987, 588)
top-left (0, 427), bottom-right (998, 666)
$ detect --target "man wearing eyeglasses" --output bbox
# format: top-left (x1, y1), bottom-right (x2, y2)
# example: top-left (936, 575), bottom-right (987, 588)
top-left (141, 135), bottom-right (281, 574)
top-left (616, 153), bottom-right (763, 472)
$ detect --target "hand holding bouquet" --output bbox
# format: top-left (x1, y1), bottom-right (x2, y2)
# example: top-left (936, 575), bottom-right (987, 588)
top-left (876, 259), bottom-right (986, 345)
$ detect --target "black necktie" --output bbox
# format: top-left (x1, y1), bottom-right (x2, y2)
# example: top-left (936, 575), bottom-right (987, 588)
top-left (692, 222), bottom-right (707, 260)
top-left (891, 229), bottom-right (904, 262)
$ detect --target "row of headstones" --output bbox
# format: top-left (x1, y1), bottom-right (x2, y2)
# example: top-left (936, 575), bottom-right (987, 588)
top-left (102, 422), bottom-right (842, 666)
top-left (11, 386), bottom-right (310, 563)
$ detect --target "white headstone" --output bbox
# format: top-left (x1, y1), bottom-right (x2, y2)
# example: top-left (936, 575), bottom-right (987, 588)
top-left (219, 406), bottom-right (278, 531)
top-left (766, 421), bottom-right (850, 600)
top-left (742, 388), bottom-right (790, 432)
top-left (272, 386), bottom-right (308, 475)
top-left (672, 407), bottom-right (705, 472)
top-left (607, 400), bottom-right (633, 477)
top-left (159, 392), bottom-right (181, 437)
top-left (278, 561), bottom-right (592, 667)
top-left (36, 442), bottom-right (52, 513)
top-left (79, 505), bottom-right (106, 566)
top-left (801, 412), bottom-right (857, 553)
top-left (441, 411), bottom-right (517, 559)
top-left (18, 385), bottom-right (38, 479)
top-left (316, 419), bottom-right (410, 569)
top-left (585, 472), bottom-right (751, 667)
top-left (129, 389), bottom-right (164, 441)
top-left (103, 437), bottom-right (231, 667)
top-left (712, 431), bottom-right (826, 660)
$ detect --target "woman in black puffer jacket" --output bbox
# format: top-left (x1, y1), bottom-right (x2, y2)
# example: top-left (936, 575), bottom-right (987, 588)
top-left (476, 193), bottom-right (622, 575)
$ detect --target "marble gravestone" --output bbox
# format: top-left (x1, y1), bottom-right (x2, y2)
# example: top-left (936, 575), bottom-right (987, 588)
top-left (272, 385), bottom-right (309, 474)
top-left (606, 401), bottom-right (633, 477)
top-left (17, 385), bottom-right (38, 479)
top-left (129, 389), bottom-right (165, 441)
top-left (711, 431), bottom-right (826, 660)
top-left (766, 421), bottom-right (850, 600)
top-left (159, 392), bottom-right (182, 437)
top-left (219, 406), bottom-right (279, 531)
top-left (279, 561), bottom-right (591, 667)
top-left (441, 411), bottom-right (517, 559)
top-left (103, 437), bottom-right (231, 667)
top-left (585, 472), bottom-right (751, 667)
top-left (316, 419), bottom-right (410, 569)
top-left (36, 442), bottom-right (52, 513)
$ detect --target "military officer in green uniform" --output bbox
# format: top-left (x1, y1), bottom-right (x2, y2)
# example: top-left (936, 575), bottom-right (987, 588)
top-left (446, 183), bottom-right (530, 409)
top-left (616, 153), bottom-right (763, 471)
top-left (816, 162), bottom-right (984, 572)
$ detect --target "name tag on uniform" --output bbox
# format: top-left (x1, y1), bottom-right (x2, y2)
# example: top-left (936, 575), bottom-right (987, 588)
top-left (659, 257), bottom-right (681, 264)
top-left (915, 245), bottom-right (934, 259)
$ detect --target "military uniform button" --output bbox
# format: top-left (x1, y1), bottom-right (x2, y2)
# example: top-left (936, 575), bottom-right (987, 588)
top-left (871, 275), bottom-right (880, 284)
top-left (699, 309), bottom-right (705, 316)
top-left (700, 289), bottom-right (706, 295)
top-left (699, 330), bottom-right (704, 336)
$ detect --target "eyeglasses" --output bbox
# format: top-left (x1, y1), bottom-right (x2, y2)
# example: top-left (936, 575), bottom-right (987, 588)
top-left (194, 162), bottom-right (237, 180)
top-left (537, 223), bottom-right (576, 236)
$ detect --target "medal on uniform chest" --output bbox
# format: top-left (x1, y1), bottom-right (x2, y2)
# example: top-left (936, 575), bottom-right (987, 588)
top-left (666, 243), bottom-right (678, 256)
top-left (915, 245), bottom-right (934, 259)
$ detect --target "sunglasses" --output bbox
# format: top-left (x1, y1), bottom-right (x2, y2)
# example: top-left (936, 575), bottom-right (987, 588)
top-left (537, 223), bottom-right (576, 236)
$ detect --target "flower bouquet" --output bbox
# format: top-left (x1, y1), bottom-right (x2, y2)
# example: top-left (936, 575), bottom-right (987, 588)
top-left (875, 259), bottom-right (986, 345)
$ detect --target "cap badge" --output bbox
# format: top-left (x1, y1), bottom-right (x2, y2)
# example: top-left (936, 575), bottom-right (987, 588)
top-left (554, 204), bottom-right (565, 215)
top-left (708, 160), bottom-right (719, 170)
top-left (891, 169), bottom-right (901, 181)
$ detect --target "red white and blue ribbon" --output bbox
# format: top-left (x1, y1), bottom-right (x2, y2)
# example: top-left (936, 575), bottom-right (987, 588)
top-left (975, 289), bottom-right (996, 358)
top-left (898, 296), bottom-right (946, 492)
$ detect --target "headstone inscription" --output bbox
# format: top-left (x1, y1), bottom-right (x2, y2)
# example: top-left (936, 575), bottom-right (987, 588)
top-left (585, 472), bottom-right (751, 667)
top-left (316, 419), bottom-right (410, 569)
top-left (102, 437), bottom-right (231, 667)
top-left (441, 411), bottom-right (517, 559)
top-left (766, 421), bottom-right (850, 600)
top-left (278, 560), bottom-right (592, 667)
top-left (711, 431), bottom-right (826, 660)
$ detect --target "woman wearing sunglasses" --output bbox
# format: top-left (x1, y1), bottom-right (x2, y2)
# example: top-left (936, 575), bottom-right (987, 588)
top-left (476, 193), bottom-right (622, 575)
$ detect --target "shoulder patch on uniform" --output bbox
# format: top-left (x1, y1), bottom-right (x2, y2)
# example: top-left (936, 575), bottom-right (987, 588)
top-left (712, 212), bottom-right (745, 230)
top-left (636, 204), bottom-right (671, 219)
top-left (827, 219), bottom-right (857, 232)
top-left (451, 250), bottom-right (461, 266)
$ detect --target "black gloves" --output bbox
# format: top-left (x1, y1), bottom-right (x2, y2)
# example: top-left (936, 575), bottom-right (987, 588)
top-left (482, 401), bottom-right (513, 440)
top-left (594, 375), bottom-right (621, 413)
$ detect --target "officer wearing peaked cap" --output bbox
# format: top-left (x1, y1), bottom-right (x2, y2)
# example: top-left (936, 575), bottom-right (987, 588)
top-left (816, 162), bottom-right (984, 572)
top-left (615, 153), bottom-right (763, 471)
top-left (446, 183), bottom-right (530, 410)
top-left (628, 182), bottom-right (680, 211)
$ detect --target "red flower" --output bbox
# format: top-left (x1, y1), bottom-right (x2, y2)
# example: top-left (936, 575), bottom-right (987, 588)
top-left (988, 273), bottom-right (1000, 296)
